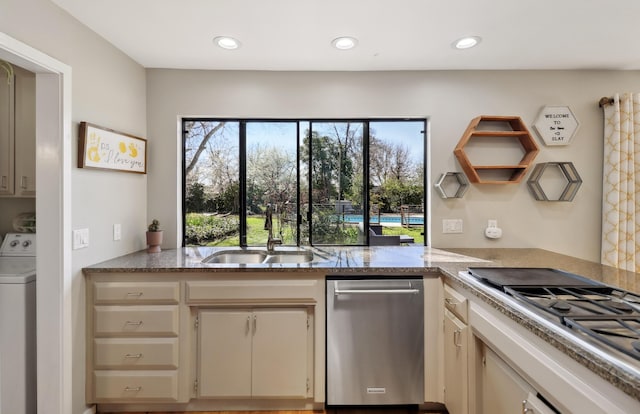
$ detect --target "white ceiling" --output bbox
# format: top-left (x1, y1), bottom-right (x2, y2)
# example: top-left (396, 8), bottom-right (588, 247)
top-left (52, 0), bottom-right (640, 71)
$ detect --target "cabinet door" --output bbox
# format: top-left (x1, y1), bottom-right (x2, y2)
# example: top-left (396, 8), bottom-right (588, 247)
top-left (198, 309), bottom-right (252, 398)
top-left (480, 345), bottom-right (532, 414)
top-left (251, 308), bottom-right (309, 398)
top-left (13, 70), bottom-right (35, 196)
top-left (444, 309), bottom-right (468, 414)
top-left (0, 72), bottom-right (14, 195)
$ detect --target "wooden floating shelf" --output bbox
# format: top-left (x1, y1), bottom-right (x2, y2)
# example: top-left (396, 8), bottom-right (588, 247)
top-left (453, 115), bottom-right (539, 184)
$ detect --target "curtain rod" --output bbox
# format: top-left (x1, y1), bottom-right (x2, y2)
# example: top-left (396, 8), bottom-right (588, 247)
top-left (599, 97), bottom-right (615, 108)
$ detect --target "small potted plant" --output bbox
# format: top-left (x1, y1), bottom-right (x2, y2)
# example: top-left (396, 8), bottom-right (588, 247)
top-left (146, 219), bottom-right (163, 253)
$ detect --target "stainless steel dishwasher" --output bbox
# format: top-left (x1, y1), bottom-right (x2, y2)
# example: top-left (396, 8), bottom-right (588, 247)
top-left (326, 276), bottom-right (424, 406)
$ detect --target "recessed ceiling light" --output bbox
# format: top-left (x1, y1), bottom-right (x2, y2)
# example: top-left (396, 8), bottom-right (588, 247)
top-left (332, 36), bottom-right (358, 50)
top-left (453, 36), bottom-right (481, 50)
top-left (214, 36), bottom-right (241, 50)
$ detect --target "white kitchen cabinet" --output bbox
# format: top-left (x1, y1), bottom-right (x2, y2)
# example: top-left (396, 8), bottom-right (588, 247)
top-left (0, 66), bottom-right (35, 197)
top-left (477, 344), bottom-right (554, 414)
top-left (198, 307), bottom-right (311, 399)
top-left (13, 68), bottom-right (35, 196)
top-left (444, 308), bottom-right (468, 414)
top-left (87, 280), bottom-right (183, 403)
top-left (84, 271), bottom-right (329, 411)
top-left (0, 70), bottom-right (14, 195)
top-left (443, 283), bottom-right (469, 414)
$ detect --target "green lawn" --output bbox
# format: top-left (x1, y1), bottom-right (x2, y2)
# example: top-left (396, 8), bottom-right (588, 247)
top-left (381, 225), bottom-right (424, 244)
top-left (197, 214), bottom-right (424, 246)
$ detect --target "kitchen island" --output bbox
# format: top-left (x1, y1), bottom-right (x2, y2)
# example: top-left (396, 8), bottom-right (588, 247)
top-left (84, 246), bottom-right (640, 413)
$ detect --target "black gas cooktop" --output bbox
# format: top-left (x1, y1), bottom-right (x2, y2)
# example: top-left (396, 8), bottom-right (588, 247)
top-left (468, 267), bottom-right (640, 362)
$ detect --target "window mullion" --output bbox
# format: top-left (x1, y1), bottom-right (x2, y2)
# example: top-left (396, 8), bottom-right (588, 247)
top-left (239, 121), bottom-right (247, 247)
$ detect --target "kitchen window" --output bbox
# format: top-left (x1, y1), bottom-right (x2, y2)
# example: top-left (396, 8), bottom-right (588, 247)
top-left (182, 118), bottom-right (427, 247)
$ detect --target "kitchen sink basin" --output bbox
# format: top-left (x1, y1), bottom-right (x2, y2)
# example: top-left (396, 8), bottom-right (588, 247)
top-left (202, 249), bottom-right (314, 264)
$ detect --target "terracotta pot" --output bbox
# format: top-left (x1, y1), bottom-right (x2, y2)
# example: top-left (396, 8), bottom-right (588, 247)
top-left (146, 231), bottom-right (163, 253)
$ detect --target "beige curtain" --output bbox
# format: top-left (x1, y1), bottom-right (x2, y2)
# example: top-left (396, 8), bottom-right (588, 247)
top-left (601, 93), bottom-right (640, 271)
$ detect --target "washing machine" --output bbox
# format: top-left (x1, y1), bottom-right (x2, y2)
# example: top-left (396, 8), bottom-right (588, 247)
top-left (0, 232), bottom-right (36, 414)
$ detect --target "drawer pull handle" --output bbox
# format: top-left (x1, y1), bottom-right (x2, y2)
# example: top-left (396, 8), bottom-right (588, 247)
top-left (124, 353), bottom-right (143, 359)
top-left (126, 292), bottom-right (143, 297)
top-left (20, 176), bottom-right (27, 189)
top-left (125, 320), bottom-right (143, 326)
top-left (124, 386), bottom-right (142, 392)
top-left (453, 328), bottom-right (462, 347)
top-left (445, 298), bottom-right (459, 306)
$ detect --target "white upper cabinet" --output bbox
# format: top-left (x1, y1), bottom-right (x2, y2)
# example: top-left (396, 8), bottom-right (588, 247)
top-left (0, 69), bottom-right (14, 195)
top-left (0, 65), bottom-right (35, 197)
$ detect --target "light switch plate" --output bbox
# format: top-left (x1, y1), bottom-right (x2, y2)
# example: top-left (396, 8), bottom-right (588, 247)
top-left (73, 228), bottom-right (89, 249)
top-left (442, 219), bottom-right (463, 233)
top-left (113, 224), bottom-right (121, 241)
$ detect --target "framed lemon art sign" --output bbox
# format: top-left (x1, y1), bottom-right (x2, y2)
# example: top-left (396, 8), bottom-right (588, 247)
top-left (78, 122), bottom-right (147, 174)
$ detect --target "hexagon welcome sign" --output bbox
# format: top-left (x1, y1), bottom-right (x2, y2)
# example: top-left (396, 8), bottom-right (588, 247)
top-left (533, 105), bottom-right (579, 146)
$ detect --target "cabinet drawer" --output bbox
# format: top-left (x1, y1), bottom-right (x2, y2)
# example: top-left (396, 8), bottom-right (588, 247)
top-left (94, 305), bottom-right (179, 336)
top-left (94, 338), bottom-right (178, 369)
top-left (93, 371), bottom-right (178, 401)
top-left (444, 284), bottom-right (468, 323)
top-left (185, 279), bottom-right (319, 304)
top-left (94, 281), bottom-right (179, 304)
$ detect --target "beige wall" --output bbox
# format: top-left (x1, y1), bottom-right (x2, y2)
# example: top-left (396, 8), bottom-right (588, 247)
top-left (147, 69), bottom-right (640, 261)
top-left (1, 1), bottom-right (147, 413)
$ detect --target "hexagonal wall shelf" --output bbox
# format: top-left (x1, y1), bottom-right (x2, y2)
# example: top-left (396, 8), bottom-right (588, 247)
top-left (453, 115), bottom-right (539, 184)
top-left (434, 172), bottom-right (469, 199)
top-left (527, 162), bottom-right (582, 201)
top-left (533, 106), bottom-right (579, 146)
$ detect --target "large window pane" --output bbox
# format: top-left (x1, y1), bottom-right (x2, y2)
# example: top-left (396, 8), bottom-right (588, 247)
top-left (245, 122), bottom-right (298, 247)
top-left (184, 120), bottom-right (240, 246)
top-left (183, 118), bottom-right (427, 247)
top-left (307, 122), bottom-right (365, 245)
top-left (369, 121), bottom-right (425, 244)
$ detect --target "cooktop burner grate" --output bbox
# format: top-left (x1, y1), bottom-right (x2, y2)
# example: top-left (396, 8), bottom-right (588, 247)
top-left (564, 316), bottom-right (640, 360)
top-left (467, 267), bottom-right (640, 362)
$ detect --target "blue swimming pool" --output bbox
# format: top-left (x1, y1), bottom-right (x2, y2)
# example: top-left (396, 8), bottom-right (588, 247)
top-left (341, 214), bottom-right (424, 225)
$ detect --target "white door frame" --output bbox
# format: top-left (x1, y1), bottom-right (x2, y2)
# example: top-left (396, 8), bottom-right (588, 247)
top-left (0, 32), bottom-right (72, 414)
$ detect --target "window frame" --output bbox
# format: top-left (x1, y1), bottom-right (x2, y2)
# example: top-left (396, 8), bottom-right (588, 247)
top-left (182, 117), bottom-right (428, 247)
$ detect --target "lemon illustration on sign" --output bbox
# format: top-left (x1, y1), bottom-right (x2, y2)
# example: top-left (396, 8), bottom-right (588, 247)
top-left (87, 146), bottom-right (100, 162)
top-left (128, 143), bottom-right (138, 158)
top-left (87, 132), bottom-right (101, 162)
top-left (119, 141), bottom-right (127, 153)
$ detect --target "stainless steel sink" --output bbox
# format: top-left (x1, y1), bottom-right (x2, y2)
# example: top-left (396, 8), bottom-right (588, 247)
top-left (202, 249), bottom-right (314, 264)
top-left (202, 250), bottom-right (267, 264)
top-left (262, 250), bottom-right (314, 263)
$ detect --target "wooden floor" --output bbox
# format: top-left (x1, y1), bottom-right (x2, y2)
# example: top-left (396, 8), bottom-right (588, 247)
top-left (105, 409), bottom-right (445, 414)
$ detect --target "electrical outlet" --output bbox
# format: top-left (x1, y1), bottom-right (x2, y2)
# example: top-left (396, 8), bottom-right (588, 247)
top-left (442, 219), bottom-right (463, 234)
top-left (113, 224), bottom-right (121, 241)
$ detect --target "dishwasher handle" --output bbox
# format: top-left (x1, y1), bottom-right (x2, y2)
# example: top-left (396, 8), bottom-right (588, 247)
top-left (334, 281), bottom-right (420, 295)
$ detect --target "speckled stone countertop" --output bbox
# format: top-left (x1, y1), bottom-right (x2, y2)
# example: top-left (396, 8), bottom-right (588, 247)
top-left (82, 245), bottom-right (489, 273)
top-left (84, 246), bottom-right (640, 402)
